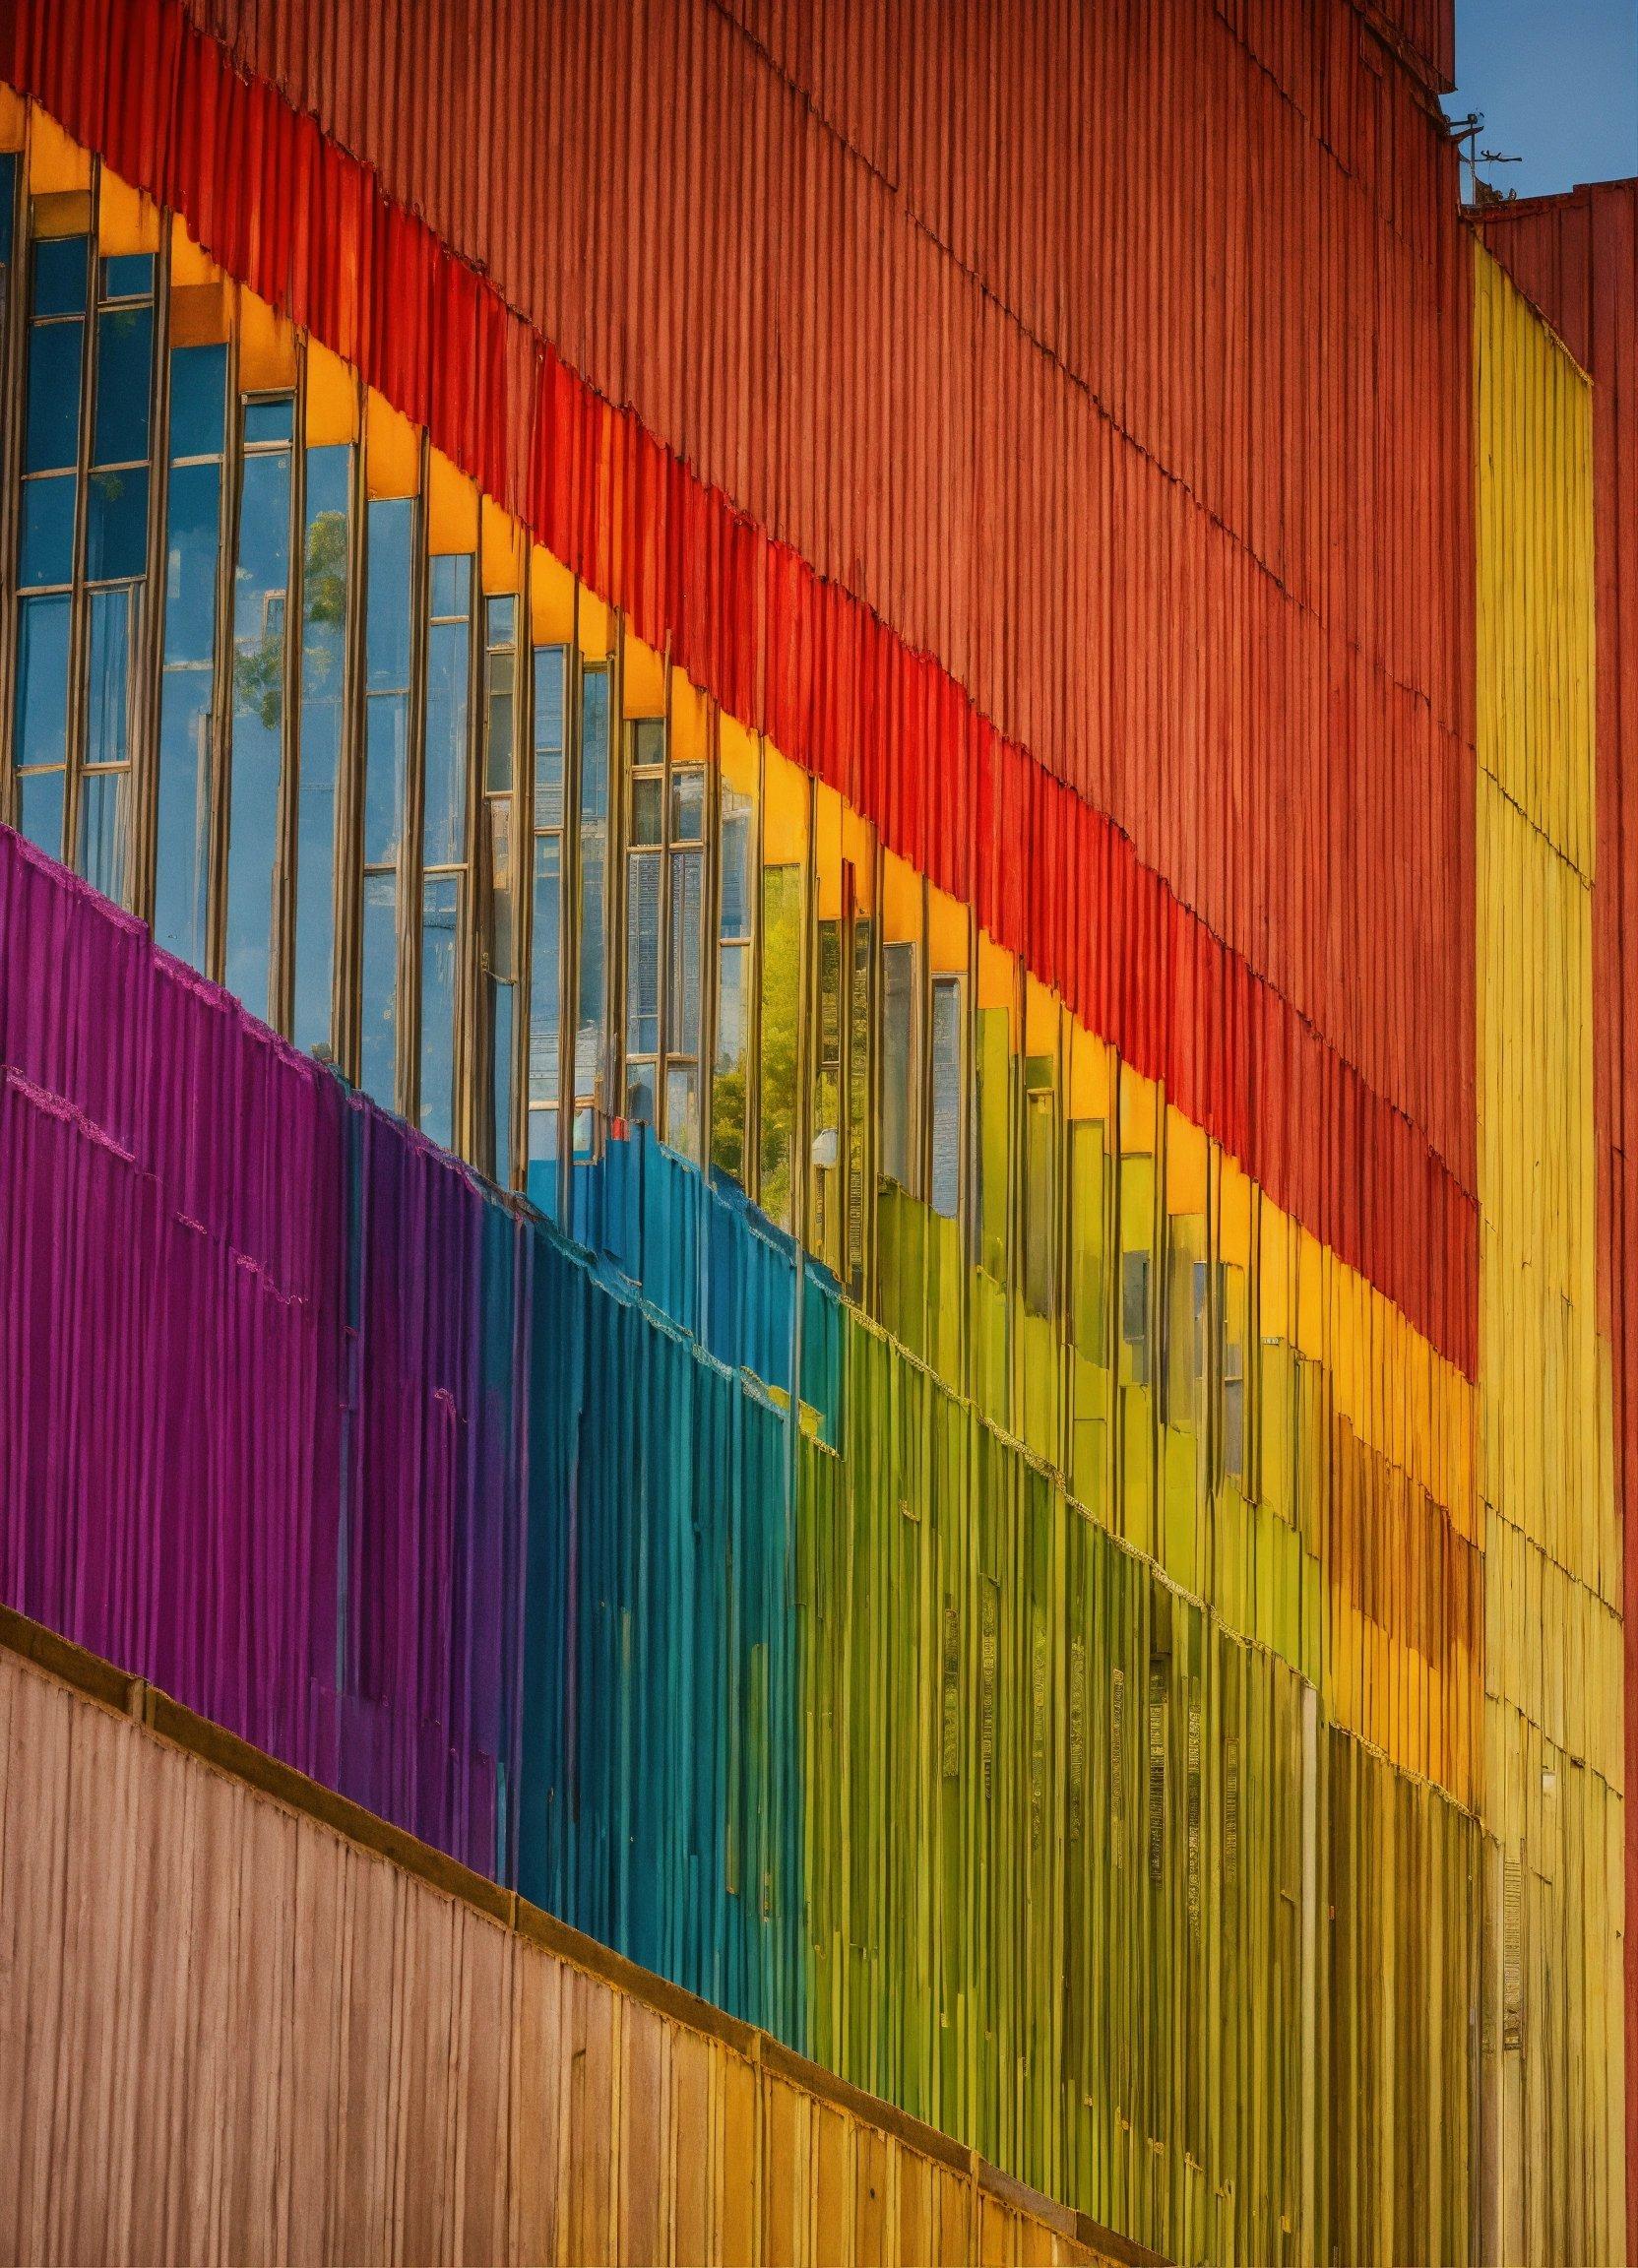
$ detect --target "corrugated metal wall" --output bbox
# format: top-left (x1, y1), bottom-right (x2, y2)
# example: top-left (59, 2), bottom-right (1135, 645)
top-left (0, 1627), bottom-right (1134, 2268)
top-left (1477, 185), bottom-right (1638, 2261)
top-left (1472, 242), bottom-right (1624, 2268)
top-left (0, 0), bottom-right (1480, 1374)
top-left (0, 819), bottom-right (1486, 2266)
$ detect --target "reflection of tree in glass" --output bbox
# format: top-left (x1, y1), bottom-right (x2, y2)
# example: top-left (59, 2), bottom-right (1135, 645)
top-left (234, 509), bottom-right (346, 730)
top-left (712, 1063), bottom-right (745, 1179)
top-left (758, 867), bottom-right (802, 1225)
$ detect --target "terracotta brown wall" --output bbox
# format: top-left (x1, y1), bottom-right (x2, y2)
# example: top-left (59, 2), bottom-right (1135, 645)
top-left (0, 1620), bottom-right (1144, 2268)
top-left (1477, 181), bottom-right (1638, 2264)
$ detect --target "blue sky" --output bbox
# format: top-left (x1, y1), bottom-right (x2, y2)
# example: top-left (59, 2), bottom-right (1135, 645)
top-left (1447, 0), bottom-right (1638, 199)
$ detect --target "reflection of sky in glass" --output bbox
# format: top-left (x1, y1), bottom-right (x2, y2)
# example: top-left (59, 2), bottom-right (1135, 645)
top-left (25, 318), bottom-right (82, 472)
top-left (424, 613), bottom-right (470, 866)
top-left (168, 346), bottom-right (225, 462)
top-left (293, 446), bottom-right (350, 1054)
top-left (17, 592), bottom-right (70, 776)
top-left (93, 304), bottom-right (152, 464)
top-left (576, 668), bottom-right (609, 1096)
top-left (419, 871), bottom-right (461, 1146)
top-left (224, 438), bottom-right (291, 1016)
top-left (154, 384), bottom-right (222, 974)
top-left (530, 836), bottom-right (562, 1103)
top-left (86, 586), bottom-right (132, 769)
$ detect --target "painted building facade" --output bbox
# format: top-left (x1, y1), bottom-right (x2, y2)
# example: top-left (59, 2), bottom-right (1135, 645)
top-left (0, 3), bottom-right (1630, 2261)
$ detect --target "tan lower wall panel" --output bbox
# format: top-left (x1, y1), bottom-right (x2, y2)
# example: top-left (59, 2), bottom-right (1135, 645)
top-left (0, 1643), bottom-right (1130, 2268)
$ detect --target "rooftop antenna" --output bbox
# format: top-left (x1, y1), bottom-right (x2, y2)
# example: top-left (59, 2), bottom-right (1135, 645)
top-left (1475, 149), bottom-right (1524, 207)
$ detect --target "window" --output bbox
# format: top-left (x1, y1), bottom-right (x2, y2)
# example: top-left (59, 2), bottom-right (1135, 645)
top-left (291, 441), bottom-right (351, 1055)
top-left (420, 549), bottom-right (472, 1149)
top-left (359, 493), bottom-right (415, 1107)
top-left (527, 642), bottom-right (568, 1215)
top-left (881, 940), bottom-right (920, 1193)
top-left (930, 975), bottom-right (963, 1222)
top-left (712, 773), bottom-right (755, 1182)
top-left (223, 391), bottom-right (294, 1018)
top-left (664, 752), bottom-right (706, 1160)
top-left (621, 710), bottom-right (706, 1160)
top-left (75, 250), bottom-right (154, 905)
top-left (481, 593), bottom-right (519, 1182)
top-left (1121, 1248), bottom-right (1152, 1388)
top-left (1023, 1072), bottom-right (1058, 1320)
top-left (624, 715), bottom-right (663, 1127)
top-left (758, 861), bottom-right (801, 1228)
top-left (15, 223), bottom-right (88, 861)
top-left (574, 663), bottom-right (610, 1155)
top-left (154, 343), bottom-right (225, 968)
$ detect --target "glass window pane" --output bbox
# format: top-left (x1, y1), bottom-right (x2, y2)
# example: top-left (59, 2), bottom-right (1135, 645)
top-left (154, 671), bottom-right (213, 970)
top-left (25, 318), bottom-right (83, 471)
top-left (85, 464), bottom-right (149, 582)
top-left (1025, 1088), bottom-right (1057, 1318)
top-left (431, 552), bottom-right (471, 616)
top-left (530, 834), bottom-right (561, 1108)
top-left (225, 441), bottom-right (292, 1016)
top-left (758, 865), bottom-right (801, 1228)
top-left (720, 785), bottom-right (752, 940)
top-left (419, 870), bottom-right (461, 1149)
top-left (487, 797), bottom-right (516, 978)
top-left (670, 766), bottom-right (704, 844)
top-left (665, 1064), bottom-right (700, 1163)
top-left (931, 976), bottom-right (962, 1221)
top-left (424, 614), bottom-right (470, 867)
top-left (20, 472), bottom-right (75, 587)
top-left (77, 767), bottom-right (128, 902)
top-left (630, 718), bottom-right (664, 769)
top-left (156, 445), bottom-right (220, 964)
top-left (625, 849), bottom-right (661, 1056)
top-left (534, 645), bottom-right (566, 829)
top-left (576, 667), bottom-right (610, 1103)
top-left (100, 253), bottom-right (153, 302)
top-left (293, 445), bottom-right (350, 1054)
top-left (365, 497), bottom-right (413, 692)
top-left (712, 939), bottom-right (748, 1182)
top-left (16, 592), bottom-right (71, 773)
top-left (364, 694), bottom-right (408, 869)
top-left (847, 914), bottom-right (872, 1294)
top-left (491, 976), bottom-right (516, 1185)
top-left (485, 644), bottom-right (515, 793)
top-left (667, 845), bottom-right (703, 1058)
top-left (162, 460), bottom-right (221, 662)
top-left (243, 395), bottom-right (293, 446)
top-left (85, 585), bottom-right (134, 771)
top-left (527, 1104), bottom-right (559, 1222)
top-left (882, 942), bottom-right (919, 1192)
top-left (359, 871), bottom-right (399, 1108)
top-left (32, 235), bottom-right (88, 317)
top-left (17, 765), bottom-right (64, 861)
top-left (169, 344), bottom-right (226, 462)
top-left (630, 774), bottom-right (662, 847)
top-left (626, 1062), bottom-right (656, 1127)
top-left (92, 303), bottom-right (153, 465)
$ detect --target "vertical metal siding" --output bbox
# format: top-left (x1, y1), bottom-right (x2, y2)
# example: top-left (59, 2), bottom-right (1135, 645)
top-left (0, 1637), bottom-right (1130, 2268)
top-left (1479, 179), bottom-right (1638, 2266)
top-left (0, 0), bottom-right (1480, 1376)
top-left (165, 0), bottom-right (1474, 1199)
